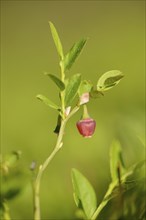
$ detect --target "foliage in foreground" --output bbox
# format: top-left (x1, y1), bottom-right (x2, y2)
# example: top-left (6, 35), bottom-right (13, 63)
top-left (71, 140), bottom-right (145, 220)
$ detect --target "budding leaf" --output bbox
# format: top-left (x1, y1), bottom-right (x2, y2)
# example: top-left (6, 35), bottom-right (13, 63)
top-left (63, 39), bottom-right (87, 71)
top-left (110, 139), bottom-right (125, 182)
top-left (71, 168), bottom-right (97, 219)
top-left (45, 73), bottom-right (65, 91)
top-left (78, 80), bottom-right (92, 96)
top-left (97, 70), bottom-right (124, 91)
top-left (65, 74), bottom-right (81, 106)
top-left (36, 94), bottom-right (60, 110)
top-left (49, 21), bottom-right (64, 60)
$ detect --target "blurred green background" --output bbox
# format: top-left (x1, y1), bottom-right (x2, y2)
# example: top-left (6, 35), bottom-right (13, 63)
top-left (1, 1), bottom-right (145, 219)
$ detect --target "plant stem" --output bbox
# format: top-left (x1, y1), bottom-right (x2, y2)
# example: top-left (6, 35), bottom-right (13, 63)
top-left (60, 62), bottom-right (65, 119)
top-left (33, 120), bottom-right (65, 220)
top-left (33, 106), bottom-right (79, 220)
top-left (2, 201), bottom-right (11, 220)
top-left (83, 104), bottom-right (90, 119)
top-left (91, 182), bottom-right (116, 220)
top-left (91, 190), bottom-right (111, 219)
top-left (91, 167), bottom-right (136, 220)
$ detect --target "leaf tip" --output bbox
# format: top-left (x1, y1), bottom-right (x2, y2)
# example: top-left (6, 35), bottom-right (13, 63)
top-left (48, 21), bottom-right (53, 26)
top-left (84, 37), bottom-right (89, 43)
top-left (36, 94), bottom-right (44, 101)
top-left (36, 94), bottom-right (41, 99)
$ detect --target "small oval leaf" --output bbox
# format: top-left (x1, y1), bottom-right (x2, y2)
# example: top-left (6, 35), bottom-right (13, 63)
top-left (63, 39), bottom-right (87, 71)
top-left (71, 168), bottom-right (97, 219)
top-left (65, 74), bottom-right (81, 106)
top-left (36, 94), bottom-right (60, 110)
top-left (49, 21), bottom-right (64, 60)
top-left (97, 70), bottom-right (124, 91)
top-left (45, 73), bottom-right (65, 91)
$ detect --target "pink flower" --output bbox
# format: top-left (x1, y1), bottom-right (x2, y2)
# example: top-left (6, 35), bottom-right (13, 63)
top-left (76, 118), bottom-right (96, 138)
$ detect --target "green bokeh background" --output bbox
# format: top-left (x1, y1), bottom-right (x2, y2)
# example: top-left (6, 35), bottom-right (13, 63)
top-left (1, 1), bottom-right (145, 219)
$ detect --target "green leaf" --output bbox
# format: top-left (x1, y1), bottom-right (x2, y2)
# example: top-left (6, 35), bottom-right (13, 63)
top-left (0, 201), bottom-right (11, 220)
top-left (90, 87), bottom-right (104, 98)
top-left (78, 80), bottom-right (92, 96)
top-left (1, 152), bottom-right (29, 202)
top-left (54, 115), bottom-right (62, 134)
top-left (91, 159), bottom-right (145, 220)
top-left (63, 38), bottom-right (87, 71)
top-left (122, 159), bottom-right (145, 183)
top-left (3, 151), bottom-right (21, 171)
top-left (49, 21), bottom-right (64, 60)
top-left (75, 209), bottom-right (86, 220)
top-left (36, 94), bottom-right (60, 110)
top-left (1, 169), bottom-right (28, 201)
top-left (97, 70), bottom-right (124, 91)
top-left (45, 73), bottom-right (65, 91)
top-left (110, 139), bottom-right (125, 182)
top-left (71, 168), bottom-right (97, 219)
top-left (137, 135), bottom-right (145, 147)
top-left (65, 74), bottom-right (81, 106)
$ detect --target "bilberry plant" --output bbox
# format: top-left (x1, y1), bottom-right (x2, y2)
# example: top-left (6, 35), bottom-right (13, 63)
top-left (1, 21), bottom-right (145, 220)
top-left (33, 21), bottom-right (124, 220)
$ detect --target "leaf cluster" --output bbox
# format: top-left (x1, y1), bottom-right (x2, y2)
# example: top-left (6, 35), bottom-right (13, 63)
top-left (37, 22), bottom-right (124, 120)
top-left (0, 152), bottom-right (29, 219)
top-left (71, 140), bottom-right (145, 220)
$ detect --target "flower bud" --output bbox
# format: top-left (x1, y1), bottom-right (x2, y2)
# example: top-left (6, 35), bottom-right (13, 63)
top-left (76, 118), bottom-right (96, 138)
top-left (79, 92), bottom-right (89, 105)
top-left (65, 106), bottom-right (71, 117)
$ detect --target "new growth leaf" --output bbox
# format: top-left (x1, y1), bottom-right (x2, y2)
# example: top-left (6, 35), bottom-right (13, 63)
top-left (63, 39), bottom-right (87, 71)
top-left (36, 94), bottom-right (60, 110)
top-left (45, 73), bottom-right (65, 91)
top-left (65, 74), bottom-right (81, 107)
top-left (49, 21), bottom-right (64, 60)
top-left (97, 70), bottom-right (124, 91)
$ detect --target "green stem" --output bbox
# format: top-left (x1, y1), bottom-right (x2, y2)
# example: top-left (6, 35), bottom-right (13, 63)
top-left (91, 169), bottom-right (133, 220)
top-left (60, 62), bottom-right (65, 119)
top-left (33, 106), bottom-right (79, 220)
top-left (2, 201), bottom-right (11, 220)
top-left (82, 104), bottom-right (90, 119)
top-left (91, 182), bottom-right (116, 220)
